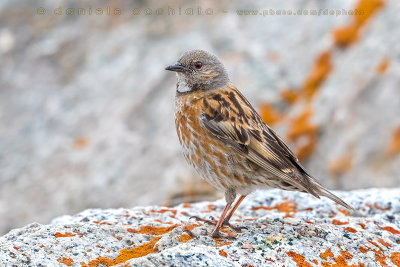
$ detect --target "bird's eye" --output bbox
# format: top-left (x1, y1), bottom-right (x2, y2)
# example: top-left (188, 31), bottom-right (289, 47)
top-left (194, 61), bottom-right (202, 69)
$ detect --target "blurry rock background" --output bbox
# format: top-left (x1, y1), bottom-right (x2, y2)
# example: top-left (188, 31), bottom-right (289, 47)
top-left (0, 0), bottom-right (399, 235)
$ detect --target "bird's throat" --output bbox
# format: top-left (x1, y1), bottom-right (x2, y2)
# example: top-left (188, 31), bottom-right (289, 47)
top-left (176, 75), bottom-right (193, 94)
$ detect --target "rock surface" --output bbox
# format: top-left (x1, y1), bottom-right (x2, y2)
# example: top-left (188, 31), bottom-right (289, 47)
top-left (1, 0), bottom-right (400, 236)
top-left (0, 188), bottom-right (399, 266)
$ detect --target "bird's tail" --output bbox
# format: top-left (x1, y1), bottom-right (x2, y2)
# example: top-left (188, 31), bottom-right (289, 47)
top-left (309, 179), bottom-right (355, 211)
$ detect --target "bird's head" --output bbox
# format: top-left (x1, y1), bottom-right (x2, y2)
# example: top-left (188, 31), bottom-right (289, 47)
top-left (165, 50), bottom-right (230, 93)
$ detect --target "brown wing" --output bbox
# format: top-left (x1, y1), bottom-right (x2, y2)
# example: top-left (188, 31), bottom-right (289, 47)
top-left (201, 85), bottom-right (320, 197)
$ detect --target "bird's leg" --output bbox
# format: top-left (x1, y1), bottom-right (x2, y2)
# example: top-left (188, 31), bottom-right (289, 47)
top-left (190, 195), bottom-right (247, 232)
top-left (187, 203), bottom-right (234, 239)
top-left (222, 195), bottom-right (247, 232)
top-left (210, 201), bottom-right (233, 239)
top-left (189, 189), bottom-right (239, 239)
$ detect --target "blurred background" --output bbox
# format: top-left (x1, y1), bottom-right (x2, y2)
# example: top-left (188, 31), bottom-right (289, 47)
top-left (0, 0), bottom-right (399, 235)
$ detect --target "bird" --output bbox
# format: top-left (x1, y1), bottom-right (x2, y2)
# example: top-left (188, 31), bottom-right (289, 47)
top-left (165, 49), bottom-right (354, 238)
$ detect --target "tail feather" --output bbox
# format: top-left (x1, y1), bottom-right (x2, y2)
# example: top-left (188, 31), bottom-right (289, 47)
top-left (312, 182), bottom-right (354, 211)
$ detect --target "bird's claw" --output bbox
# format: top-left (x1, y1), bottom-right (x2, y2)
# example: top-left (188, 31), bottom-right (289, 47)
top-left (183, 229), bottom-right (196, 238)
top-left (211, 229), bottom-right (236, 240)
top-left (189, 215), bottom-right (218, 225)
top-left (190, 216), bottom-right (246, 233)
top-left (226, 223), bottom-right (248, 232)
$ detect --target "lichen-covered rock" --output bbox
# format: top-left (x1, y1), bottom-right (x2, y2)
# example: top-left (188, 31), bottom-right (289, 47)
top-left (1, 0), bottom-right (400, 236)
top-left (0, 188), bottom-right (399, 266)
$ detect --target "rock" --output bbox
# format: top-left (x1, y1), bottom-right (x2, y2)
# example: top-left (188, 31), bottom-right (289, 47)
top-left (1, 0), bottom-right (400, 237)
top-left (0, 188), bottom-right (399, 266)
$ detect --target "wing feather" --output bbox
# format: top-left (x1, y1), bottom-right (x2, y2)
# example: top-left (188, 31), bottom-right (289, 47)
top-left (200, 86), bottom-right (319, 197)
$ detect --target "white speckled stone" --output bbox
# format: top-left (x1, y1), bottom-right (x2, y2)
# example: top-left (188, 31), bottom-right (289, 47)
top-left (0, 188), bottom-right (399, 266)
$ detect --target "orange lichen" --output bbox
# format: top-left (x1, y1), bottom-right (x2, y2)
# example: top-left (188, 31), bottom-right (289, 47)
top-left (372, 248), bottom-right (387, 266)
top-left (259, 103), bottom-right (283, 126)
top-left (127, 225), bottom-right (178, 235)
top-left (320, 248), bottom-right (334, 260)
top-left (88, 236), bottom-right (162, 267)
top-left (73, 231), bottom-right (84, 237)
top-left (88, 256), bottom-right (115, 266)
top-left (114, 236), bottom-right (161, 264)
top-left (287, 251), bottom-right (313, 267)
top-left (287, 108), bottom-right (318, 141)
top-left (301, 51), bottom-right (333, 99)
top-left (321, 248), bottom-right (357, 267)
top-left (383, 226), bottom-right (400, 235)
top-left (337, 209), bottom-right (350, 216)
top-left (333, 25), bottom-right (359, 47)
top-left (365, 240), bottom-right (389, 265)
top-left (179, 223), bottom-right (200, 243)
top-left (313, 259), bottom-right (318, 265)
top-left (354, 0), bottom-right (385, 25)
top-left (332, 220), bottom-right (349, 225)
top-left (344, 227), bottom-right (357, 233)
top-left (150, 209), bottom-right (178, 218)
top-left (359, 246), bottom-right (369, 253)
top-left (333, 0), bottom-right (384, 47)
top-left (340, 250), bottom-right (353, 260)
top-left (252, 201), bottom-right (297, 218)
top-left (86, 224), bottom-right (180, 266)
top-left (55, 232), bottom-right (75, 238)
top-left (387, 126), bottom-right (400, 157)
top-left (357, 223), bottom-right (366, 230)
top-left (275, 201), bottom-right (297, 217)
top-left (178, 234), bottom-right (192, 243)
top-left (183, 203), bottom-right (191, 208)
top-left (378, 238), bottom-right (392, 247)
top-left (295, 135), bottom-right (318, 162)
top-left (376, 58), bottom-right (390, 74)
top-left (302, 207), bottom-right (313, 211)
top-left (328, 154), bottom-right (353, 177)
top-left (13, 246), bottom-right (19, 250)
top-left (57, 257), bottom-right (74, 266)
top-left (74, 137), bottom-right (88, 149)
top-left (367, 203), bottom-right (391, 211)
top-left (333, 255), bottom-right (357, 267)
top-left (216, 241), bottom-right (232, 247)
top-left (368, 240), bottom-right (382, 250)
top-left (286, 107), bottom-right (319, 161)
top-left (219, 250), bottom-right (228, 257)
top-left (266, 258), bottom-right (275, 263)
top-left (391, 252), bottom-right (400, 266)
top-left (201, 204), bottom-right (217, 213)
top-left (281, 89), bottom-right (300, 105)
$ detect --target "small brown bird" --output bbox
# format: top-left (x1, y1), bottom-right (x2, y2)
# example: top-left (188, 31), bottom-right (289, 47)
top-left (166, 50), bottom-right (353, 238)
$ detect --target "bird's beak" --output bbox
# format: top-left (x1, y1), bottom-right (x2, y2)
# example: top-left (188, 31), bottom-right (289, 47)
top-left (165, 62), bottom-right (186, 72)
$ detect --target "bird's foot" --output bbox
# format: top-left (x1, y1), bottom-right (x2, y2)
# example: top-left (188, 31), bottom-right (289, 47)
top-left (190, 216), bottom-right (246, 233)
top-left (210, 228), bottom-right (236, 240)
top-left (189, 215), bottom-right (218, 226)
top-left (182, 223), bottom-right (236, 240)
top-left (222, 220), bottom-right (248, 232)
